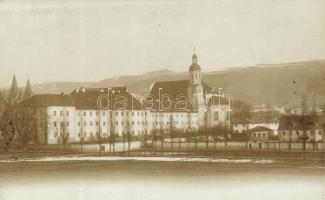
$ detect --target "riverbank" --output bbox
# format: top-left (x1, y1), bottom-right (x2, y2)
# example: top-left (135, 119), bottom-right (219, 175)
top-left (0, 150), bottom-right (324, 167)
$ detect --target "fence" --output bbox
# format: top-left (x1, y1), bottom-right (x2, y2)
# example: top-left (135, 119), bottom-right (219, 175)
top-left (143, 140), bottom-right (325, 152)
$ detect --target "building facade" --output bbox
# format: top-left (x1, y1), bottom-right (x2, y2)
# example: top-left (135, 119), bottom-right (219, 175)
top-left (14, 53), bottom-right (231, 144)
top-left (278, 115), bottom-right (324, 142)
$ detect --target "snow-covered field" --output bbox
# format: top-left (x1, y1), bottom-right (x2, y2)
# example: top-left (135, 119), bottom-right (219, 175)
top-left (0, 155), bottom-right (274, 164)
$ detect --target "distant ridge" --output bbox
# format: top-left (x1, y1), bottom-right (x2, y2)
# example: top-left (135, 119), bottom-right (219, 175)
top-left (2, 60), bottom-right (325, 108)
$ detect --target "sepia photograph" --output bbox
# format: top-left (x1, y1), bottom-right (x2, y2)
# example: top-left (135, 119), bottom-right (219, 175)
top-left (0, 0), bottom-right (324, 199)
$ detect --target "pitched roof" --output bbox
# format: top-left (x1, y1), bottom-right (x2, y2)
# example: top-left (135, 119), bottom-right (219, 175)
top-left (17, 94), bottom-right (75, 107)
top-left (278, 115), bottom-right (321, 130)
top-left (23, 79), bottom-right (33, 100)
top-left (71, 87), bottom-right (143, 110)
top-left (150, 80), bottom-right (213, 100)
top-left (248, 126), bottom-right (273, 132)
top-left (189, 63), bottom-right (201, 71)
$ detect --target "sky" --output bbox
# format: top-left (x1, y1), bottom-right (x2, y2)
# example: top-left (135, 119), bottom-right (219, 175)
top-left (0, 0), bottom-right (324, 87)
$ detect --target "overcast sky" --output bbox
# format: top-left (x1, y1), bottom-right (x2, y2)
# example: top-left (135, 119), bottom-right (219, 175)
top-left (0, 0), bottom-right (324, 87)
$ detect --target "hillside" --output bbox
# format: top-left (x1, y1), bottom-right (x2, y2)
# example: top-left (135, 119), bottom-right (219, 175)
top-left (24, 60), bottom-right (325, 107)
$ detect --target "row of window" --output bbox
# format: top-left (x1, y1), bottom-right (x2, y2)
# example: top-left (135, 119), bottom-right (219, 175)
top-left (54, 132), bottom-right (70, 138)
top-left (76, 110), bottom-right (148, 117)
top-left (53, 120), bottom-right (198, 128)
top-left (52, 110), bottom-right (197, 118)
top-left (53, 121), bottom-right (69, 127)
top-left (53, 111), bottom-right (69, 117)
top-left (252, 133), bottom-right (267, 137)
top-left (281, 130), bottom-right (323, 136)
top-left (77, 130), bottom-right (145, 137)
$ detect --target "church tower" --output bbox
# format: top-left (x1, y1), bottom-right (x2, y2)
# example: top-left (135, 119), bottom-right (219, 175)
top-left (23, 79), bottom-right (33, 100)
top-left (188, 51), bottom-right (205, 126)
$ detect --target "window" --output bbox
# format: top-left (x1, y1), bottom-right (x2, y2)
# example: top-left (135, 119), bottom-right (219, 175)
top-left (66, 121), bottom-right (69, 127)
top-left (53, 121), bottom-right (57, 127)
top-left (282, 132), bottom-right (285, 136)
top-left (83, 112), bottom-right (86, 116)
top-left (214, 111), bottom-right (219, 121)
top-left (103, 121), bottom-right (106, 126)
top-left (53, 111), bottom-right (56, 116)
top-left (103, 111), bottom-right (106, 116)
top-left (60, 111), bottom-right (63, 116)
top-left (66, 111), bottom-right (69, 116)
top-left (78, 122), bottom-right (81, 126)
top-left (116, 112), bottom-right (118, 116)
top-left (90, 122), bottom-right (93, 126)
top-left (90, 111), bottom-right (92, 116)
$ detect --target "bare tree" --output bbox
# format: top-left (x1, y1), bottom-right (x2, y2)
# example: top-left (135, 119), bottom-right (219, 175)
top-left (97, 110), bottom-right (102, 154)
top-left (169, 114), bottom-right (174, 154)
top-left (59, 108), bottom-right (69, 152)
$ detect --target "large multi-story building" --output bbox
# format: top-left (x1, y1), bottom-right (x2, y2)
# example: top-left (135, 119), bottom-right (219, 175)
top-left (13, 53), bottom-right (231, 144)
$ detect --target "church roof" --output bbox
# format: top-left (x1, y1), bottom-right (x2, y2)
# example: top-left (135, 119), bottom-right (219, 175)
top-left (189, 63), bottom-right (201, 71)
top-left (149, 80), bottom-right (212, 100)
top-left (23, 79), bottom-right (33, 100)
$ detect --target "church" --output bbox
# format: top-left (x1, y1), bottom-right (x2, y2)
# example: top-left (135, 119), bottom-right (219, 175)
top-left (149, 52), bottom-right (231, 129)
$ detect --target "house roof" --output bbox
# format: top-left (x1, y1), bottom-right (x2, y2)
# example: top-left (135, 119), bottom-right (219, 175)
top-left (17, 94), bottom-right (75, 107)
top-left (278, 115), bottom-right (321, 130)
top-left (71, 87), bottom-right (143, 110)
top-left (17, 87), bottom-right (144, 110)
top-left (248, 126), bottom-right (273, 132)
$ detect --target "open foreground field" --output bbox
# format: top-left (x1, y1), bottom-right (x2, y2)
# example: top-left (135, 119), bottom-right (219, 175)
top-left (0, 151), bottom-right (324, 200)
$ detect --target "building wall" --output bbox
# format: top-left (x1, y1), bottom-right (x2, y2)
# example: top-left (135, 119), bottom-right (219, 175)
top-left (279, 129), bottom-right (324, 142)
top-left (47, 106), bottom-right (77, 144)
top-left (149, 112), bottom-right (199, 133)
top-left (249, 130), bottom-right (271, 141)
top-left (207, 105), bottom-right (230, 128)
